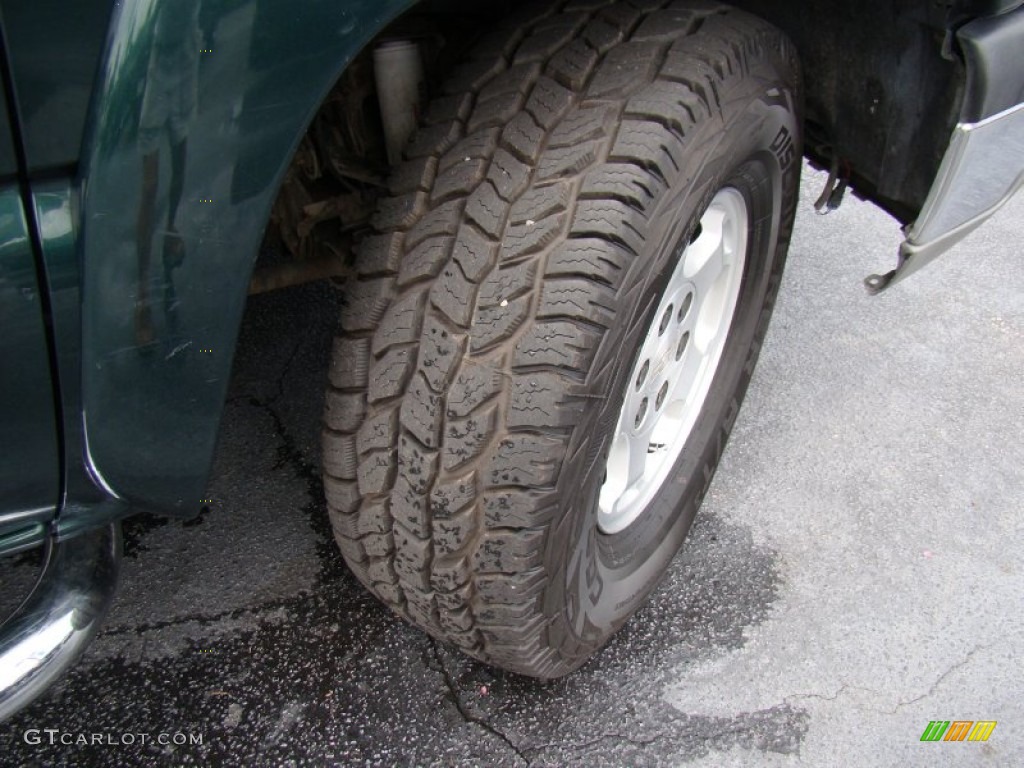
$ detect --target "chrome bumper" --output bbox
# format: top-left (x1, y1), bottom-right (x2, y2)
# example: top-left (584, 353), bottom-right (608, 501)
top-left (866, 101), bottom-right (1024, 293)
top-left (0, 524), bottom-right (121, 722)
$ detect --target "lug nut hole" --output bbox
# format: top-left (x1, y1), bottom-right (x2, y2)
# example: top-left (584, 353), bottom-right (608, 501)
top-left (635, 398), bottom-right (648, 428)
top-left (677, 292), bottom-right (693, 322)
top-left (675, 331), bottom-right (690, 361)
top-left (659, 306), bottom-right (673, 335)
top-left (636, 359), bottom-right (650, 390)
top-left (656, 381), bottom-right (669, 410)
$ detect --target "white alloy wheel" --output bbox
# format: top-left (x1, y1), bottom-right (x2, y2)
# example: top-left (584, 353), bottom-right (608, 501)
top-left (598, 187), bottom-right (749, 534)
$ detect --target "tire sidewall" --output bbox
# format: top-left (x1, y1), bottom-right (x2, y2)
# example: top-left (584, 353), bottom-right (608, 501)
top-left (550, 74), bottom-right (802, 656)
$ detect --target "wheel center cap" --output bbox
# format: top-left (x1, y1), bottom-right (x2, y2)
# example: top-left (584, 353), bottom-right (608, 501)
top-left (652, 349), bottom-right (673, 378)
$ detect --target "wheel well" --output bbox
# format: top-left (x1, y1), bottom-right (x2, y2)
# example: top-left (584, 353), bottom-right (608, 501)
top-left (263, 0), bottom-right (962, 275)
top-left (732, 0), bottom-right (963, 224)
top-left (261, 1), bottom-right (512, 277)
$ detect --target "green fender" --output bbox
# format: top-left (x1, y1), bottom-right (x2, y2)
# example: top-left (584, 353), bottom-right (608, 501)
top-left (76, 0), bottom-right (415, 521)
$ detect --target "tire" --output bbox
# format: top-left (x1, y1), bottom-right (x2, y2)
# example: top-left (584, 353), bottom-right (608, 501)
top-left (323, 0), bottom-right (801, 677)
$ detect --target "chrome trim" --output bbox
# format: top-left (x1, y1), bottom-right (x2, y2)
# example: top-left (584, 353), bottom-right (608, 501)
top-left (866, 101), bottom-right (1024, 293)
top-left (0, 524), bottom-right (121, 722)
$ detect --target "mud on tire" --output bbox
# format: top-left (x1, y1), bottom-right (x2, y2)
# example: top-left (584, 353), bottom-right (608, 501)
top-left (323, 0), bottom-right (802, 677)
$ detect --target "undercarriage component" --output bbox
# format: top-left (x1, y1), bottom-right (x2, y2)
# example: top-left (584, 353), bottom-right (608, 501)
top-left (374, 40), bottom-right (426, 166)
top-left (269, 55), bottom-right (387, 266)
top-left (248, 251), bottom-right (350, 294)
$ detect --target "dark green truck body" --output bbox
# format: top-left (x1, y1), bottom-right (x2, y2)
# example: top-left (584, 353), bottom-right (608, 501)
top-left (0, 0), bottom-right (1021, 723)
top-left (0, 0), bottom-right (417, 552)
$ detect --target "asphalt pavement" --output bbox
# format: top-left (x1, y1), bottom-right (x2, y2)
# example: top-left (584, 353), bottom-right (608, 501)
top-left (2, 165), bottom-right (1022, 766)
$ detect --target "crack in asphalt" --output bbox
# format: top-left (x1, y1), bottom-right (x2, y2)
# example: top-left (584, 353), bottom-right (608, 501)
top-left (100, 600), bottom-right (294, 637)
top-left (885, 642), bottom-right (994, 714)
top-left (426, 638), bottom-right (530, 766)
top-left (98, 336), bottom-right (346, 651)
top-left (779, 642), bottom-right (997, 716)
top-left (240, 336), bottom-right (344, 586)
top-left (783, 684), bottom-right (858, 706)
top-left (268, 336), bottom-right (306, 406)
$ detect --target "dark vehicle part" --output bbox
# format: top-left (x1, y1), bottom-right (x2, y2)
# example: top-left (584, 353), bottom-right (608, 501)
top-left (957, 1), bottom-right (1024, 121)
top-left (248, 252), bottom-right (351, 295)
top-left (735, 0), bottom-right (962, 225)
top-left (269, 55), bottom-right (388, 267)
top-left (866, 3), bottom-right (1024, 292)
top-left (324, 0), bottom-right (801, 676)
top-left (0, 524), bottom-right (120, 721)
top-left (75, 0), bottom-right (416, 531)
top-left (0, 185), bottom-right (60, 537)
top-left (0, 0), bottom-right (115, 170)
top-left (374, 40), bottom-right (428, 165)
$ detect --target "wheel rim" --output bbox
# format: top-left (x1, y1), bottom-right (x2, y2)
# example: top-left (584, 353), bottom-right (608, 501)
top-left (597, 187), bottom-right (749, 535)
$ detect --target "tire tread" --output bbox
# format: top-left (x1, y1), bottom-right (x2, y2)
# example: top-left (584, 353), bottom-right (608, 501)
top-left (324, 0), bottom-right (798, 676)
